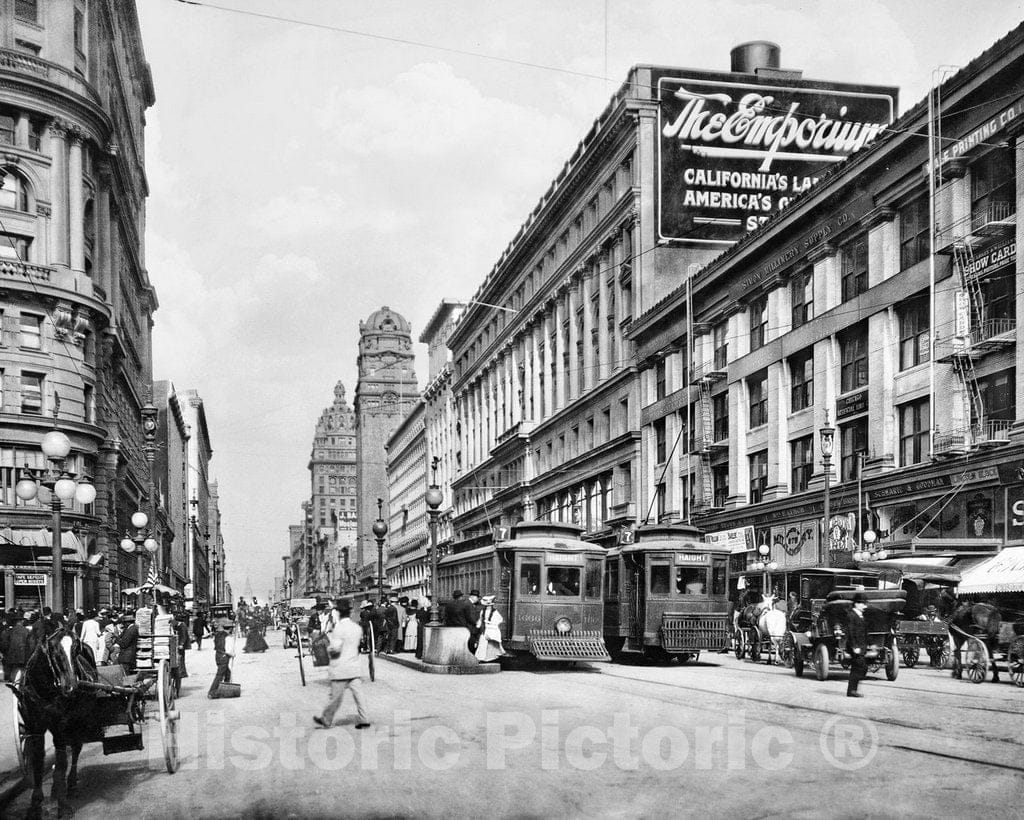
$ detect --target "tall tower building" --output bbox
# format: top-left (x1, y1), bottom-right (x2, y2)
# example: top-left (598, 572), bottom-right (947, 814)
top-left (308, 382), bottom-right (357, 592)
top-left (353, 307), bottom-right (418, 577)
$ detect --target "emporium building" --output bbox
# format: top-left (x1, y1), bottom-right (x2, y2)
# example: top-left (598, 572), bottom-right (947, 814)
top-left (0, 1), bottom-right (156, 610)
top-left (447, 43), bottom-right (896, 552)
top-left (631, 23), bottom-right (1024, 592)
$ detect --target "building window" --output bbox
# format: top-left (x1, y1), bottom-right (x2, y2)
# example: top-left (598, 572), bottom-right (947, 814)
top-left (791, 269), bottom-right (814, 329)
top-left (655, 483), bottom-right (667, 522)
top-left (712, 464), bottom-right (729, 508)
top-left (712, 393), bottom-right (728, 441)
top-left (980, 272), bottom-right (1015, 327)
top-left (899, 197), bottom-right (930, 270)
top-left (749, 296), bottom-right (768, 351)
top-left (0, 114), bottom-right (14, 146)
top-left (713, 322), bottom-right (728, 369)
top-left (0, 233), bottom-right (31, 261)
top-left (898, 398), bottom-right (929, 466)
top-left (74, 9), bottom-right (84, 51)
top-left (977, 369), bottom-right (1015, 423)
top-left (19, 314), bottom-right (42, 349)
top-left (971, 148), bottom-right (1016, 227)
top-left (839, 325), bottom-right (868, 393)
top-left (841, 234), bottom-right (868, 302)
top-left (748, 371), bottom-right (767, 429)
top-left (899, 296), bottom-right (930, 370)
top-left (20, 371), bottom-right (43, 415)
top-left (749, 450), bottom-right (768, 504)
top-left (0, 171), bottom-right (29, 212)
top-left (15, 0), bottom-right (38, 22)
top-left (654, 417), bottom-right (667, 463)
top-left (840, 418), bottom-right (869, 482)
top-left (791, 436), bottom-right (814, 493)
top-left (789, 348), bottom-right (814, 412)
top-left (655, 358), bottom-right (666, 400)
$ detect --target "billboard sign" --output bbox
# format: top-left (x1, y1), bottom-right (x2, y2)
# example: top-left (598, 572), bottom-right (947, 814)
top-left (656, 73), bottom-right (895, 244)
top-left (705, 525), bottom-right (755, 553)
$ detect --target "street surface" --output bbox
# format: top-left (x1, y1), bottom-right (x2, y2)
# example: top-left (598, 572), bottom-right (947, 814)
top-left (2, 629), bottom-right (1022, 818)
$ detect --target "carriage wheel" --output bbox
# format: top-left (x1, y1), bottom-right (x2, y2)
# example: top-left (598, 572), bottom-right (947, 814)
top-left (929, 639), bottom-right (951, 670)
top-left (749, 630), bottom-right (761, 663)
top-left (814, 643), bottom-right (830, 682)
top-left (964, 638), bottom-right (989, 684)
top-left (901, 637), bottom-right (920, 668)
top-left (886, 638), bottom-right (900, 681)
top-left (734, 629), bottom-right (744, 661)
top-left (793, 645), bottom-right (805, 678)
top-left (158, 660), bottom-right (181, 773)
top-left (1007, 637), bottom-right (1024, 688)
top-left (10, 674), bottom-right (29, 778)
top-left (779, 632), bottom-right (795, 669)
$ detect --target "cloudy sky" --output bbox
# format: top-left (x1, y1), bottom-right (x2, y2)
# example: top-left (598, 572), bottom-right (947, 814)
top-left (136, 0), bottom-right (1024, 600)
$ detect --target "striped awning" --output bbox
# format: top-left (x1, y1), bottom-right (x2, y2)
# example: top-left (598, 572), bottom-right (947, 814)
top-left (957, 547), bottom-right (1024, 594)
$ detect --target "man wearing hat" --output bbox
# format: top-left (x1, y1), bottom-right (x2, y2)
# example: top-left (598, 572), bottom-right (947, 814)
top-left (208, 617), bottom-right (235, 698)
top-left (382, 597), bottom-right (400, 655)
top-left (846, 592), bottom-right (870, 697)
top-left (115, 612), bottom-right (140, 672)
top-left (0, 612), bottom-right (32, 682)
top-left (444, 590), bottom-right (480, 653)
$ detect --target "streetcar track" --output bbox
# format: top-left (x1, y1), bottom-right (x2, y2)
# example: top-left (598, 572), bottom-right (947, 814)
top-left (578, 666), bottom-right (1024, 759)
top-left (889, 745), bottom-right (1024, 773)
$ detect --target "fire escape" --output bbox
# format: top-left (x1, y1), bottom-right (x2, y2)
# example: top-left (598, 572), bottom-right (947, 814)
top-left (689, 356), bottom-right (727, 512)
top-left (934, 205), bottom-right (1016, 457)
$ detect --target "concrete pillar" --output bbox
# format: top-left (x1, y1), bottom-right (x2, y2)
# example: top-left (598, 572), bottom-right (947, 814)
top-left (48, 122), bottom-right (69, 269)
top-left (69, 133), bottom-right (85, 274)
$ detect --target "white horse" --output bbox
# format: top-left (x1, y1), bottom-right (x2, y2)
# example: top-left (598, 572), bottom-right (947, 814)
top-left (757, 604), bottom-right (788, 664)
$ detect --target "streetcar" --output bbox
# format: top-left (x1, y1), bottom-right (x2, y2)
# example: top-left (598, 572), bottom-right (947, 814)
top-left (603, 524), bottom-right (732, 663)
top-left (435, 520), bottom-right (611, 662)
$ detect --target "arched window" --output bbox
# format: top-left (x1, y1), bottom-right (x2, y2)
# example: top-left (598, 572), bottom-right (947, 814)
top-left (0, 170), bottom-right (30, 212)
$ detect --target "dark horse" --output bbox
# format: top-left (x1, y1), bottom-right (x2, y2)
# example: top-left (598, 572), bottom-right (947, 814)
top-left (7, 628), bottom-right (101, 819)
top-left (937, 588), bottom-right (1002, 683)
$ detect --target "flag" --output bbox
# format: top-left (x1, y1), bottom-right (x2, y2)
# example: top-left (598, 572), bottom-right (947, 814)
top-left (144, 561), bottom-right (160, 590)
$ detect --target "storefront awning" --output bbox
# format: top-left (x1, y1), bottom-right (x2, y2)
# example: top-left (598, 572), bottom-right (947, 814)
top-left (957, 547), bottom-right (1024, 595)
top-left (858, 557), bottom-right (960, 584)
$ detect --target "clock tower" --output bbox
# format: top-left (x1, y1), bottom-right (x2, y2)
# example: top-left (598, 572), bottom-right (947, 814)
top-left (354, 307), bottom-right (419, 575)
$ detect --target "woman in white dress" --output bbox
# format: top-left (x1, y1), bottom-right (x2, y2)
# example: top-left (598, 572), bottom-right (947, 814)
top-left (403, 601), bottom-right (419, 652)
top-left (474, 595), bottom-right (505, 662)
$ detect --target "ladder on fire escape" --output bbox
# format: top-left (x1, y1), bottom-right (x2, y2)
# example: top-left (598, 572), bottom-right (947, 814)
top-left (949, 240), bottom-right (986, 445)
top-left (696, 375), bottom-right (715, 508)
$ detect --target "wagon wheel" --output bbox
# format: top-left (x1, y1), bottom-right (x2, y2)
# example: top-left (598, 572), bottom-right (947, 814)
top-left (886, 638), bottom-right (899, 682)
top-left (10, 675), bottom-right (30, 778)
top-left (793, 643), bottom-right (805, 678)
top-left (733, 629), bottom-right (744, 661)
top-left (929, 638), bottom-right (951, 670)
top-left (963, 637), bottom-right (989, 684)
top-left (1007, 637), bottom-right (1024, 688)
top-left (901, 636), bottom-right (920, 668)
top-left (158, 660), bottom-right (181, 773)
top-left (814, 642), bottom-right (830, 682)
top-left (779, 632), bottom-right (795, 669)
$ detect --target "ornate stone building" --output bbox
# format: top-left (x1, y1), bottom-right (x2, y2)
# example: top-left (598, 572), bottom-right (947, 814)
top-left (306, 381), bottom-right (356, 593)
top-left (353, 307), bottom-right (418, 584)
top-left (0, 1), bottom-right (157, 609)
top-left (384, 398), bottom-right (425, 598)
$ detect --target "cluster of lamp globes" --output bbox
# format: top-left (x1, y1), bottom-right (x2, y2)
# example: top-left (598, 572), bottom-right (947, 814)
top-left (852, 529), bottom-right (888, 563)
top-left (752, 542), bottom-right (778, 572)
top-left (14, 430), bottom-right (97, 507)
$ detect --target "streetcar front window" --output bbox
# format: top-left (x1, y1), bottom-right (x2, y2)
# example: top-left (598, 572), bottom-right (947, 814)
top-left (711, 559), bottom-right (727, 596)
top-left (605, 560), bottom-right (620, 599)
top-left (546, 567), bottom-right (580, 596)
top-left (584, 559), bottom-right (602, 599)
top-left (676, 567), bottom-right (707, 594)
top-left (521, 562), bottom-right (541, 595)
top-left (650, 563), bottom-right (670, 595)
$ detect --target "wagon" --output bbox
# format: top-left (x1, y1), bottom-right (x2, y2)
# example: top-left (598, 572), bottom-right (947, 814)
top-left (950, 620), bottom-right (1024, 686)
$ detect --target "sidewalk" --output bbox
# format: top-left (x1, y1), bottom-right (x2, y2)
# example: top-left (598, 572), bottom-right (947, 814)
top-left (377, 650), bottom-right (500, 674)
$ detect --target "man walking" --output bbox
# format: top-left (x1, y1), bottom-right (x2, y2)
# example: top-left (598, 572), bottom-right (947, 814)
top-left (314, 600), bottom-right (369, 730)
top-left (207, 619), bottom-right (234, 699)
top-left (846, 592), bottom-right (869, 698)
top-left (383, 598), bottom-right (400, 654)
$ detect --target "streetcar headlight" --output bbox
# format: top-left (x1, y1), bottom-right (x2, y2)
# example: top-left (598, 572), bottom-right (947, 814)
top-left (554, 617), bottom-right (572, 635)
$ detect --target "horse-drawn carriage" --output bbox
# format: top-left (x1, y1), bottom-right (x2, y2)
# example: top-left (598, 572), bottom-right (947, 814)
top-left (733, 591), bottom-right (788, 665)
top-left (9, 621), bottom-right (179, 816)
top-left (780, 568), bottom-right (903, 682)
top-left (890, 567), bottom-right (960, 669)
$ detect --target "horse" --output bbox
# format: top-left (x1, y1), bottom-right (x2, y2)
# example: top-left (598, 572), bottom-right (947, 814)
top-left (937, 588), bottom-right (1002, 683)
top-left (735, 590), bottom-right (776, 631)
top-left (757, 605), bottom-right (789, 664)
top-left (7, 627), bottom-right (101, 819)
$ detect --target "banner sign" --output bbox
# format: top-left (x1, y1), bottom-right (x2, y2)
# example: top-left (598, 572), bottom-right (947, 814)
top-left (15, 573), bottom-right (46, 586)
top-left (835, 389), bottom-right (868, 420)
top-left (941, 96), bottom-right (1024, 162)
top-left (962, 240), bottom-right (1015, 279)
top-left (656, 72), bottom-right (895, 244)
top-left (705, 526), bottom-right (755, 553)
top-left (770, 521), bottom-right (819, 566)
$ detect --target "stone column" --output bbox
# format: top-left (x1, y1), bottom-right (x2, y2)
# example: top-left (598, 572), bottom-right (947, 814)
top-left (764, 361), bottom-right (788, 499)
top-left (522, 329), bottom-right (534, 422)
top-left (866, 308), bottom-right (897, 473)
top-left (598, 254), bottom-right (610, 381)
top-left (510, 343), bottom-right (521, 425)
top-left (95, 161), bottom-right (112, 300)
top-left (766, 282), bottom-right (790, 343)
top-left (582, 270), bottom-right (595, 392)
top-left (69, 132), bottom-right (85, 274)
top-left (541, 312), bottom-right (552, 419)
top-left (727, 380), bottom-right (747, 509)
top-left (865, 207), bottom-right (897, 287)
top-left (48, 122), bottom-right (70, 269)
top-left (494, 358), bottom-right (506, 440)
top-left (532, 321), bottom-right (544, 421)
top-left (554, 297), bottom-right (566, 411)
top-left (809, 244), bottom-right (839, 316)
top-left (567, 280), bottom-right (580, 402)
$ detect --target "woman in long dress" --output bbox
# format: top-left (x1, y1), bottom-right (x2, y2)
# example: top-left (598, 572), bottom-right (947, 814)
top-left (403, 601), bottom-right (419, 652)
top-left (243, 608), bottom-right (269, 653)
top-left (474, 595), bottom-right (505, 662)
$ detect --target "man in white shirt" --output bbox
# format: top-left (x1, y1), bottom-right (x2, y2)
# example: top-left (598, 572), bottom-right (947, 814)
top-left (313, 600), bottom-right (370, 729)
top-left (79, 609), bottom-right (104, 662)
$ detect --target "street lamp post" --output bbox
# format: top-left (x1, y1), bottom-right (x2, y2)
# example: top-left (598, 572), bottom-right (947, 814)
top-left (819, 412), bottom-right (835, 568)
top-left (140, 401), bottom-right (159, 577)
top-left (15, 395), bottom-right (97, 613)
top-left (425, 458), bottom-right (444, 626)
top-left (286, 577), bottom-right (293, 601)
top-left (372, 498), bottom-right (388, 604)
